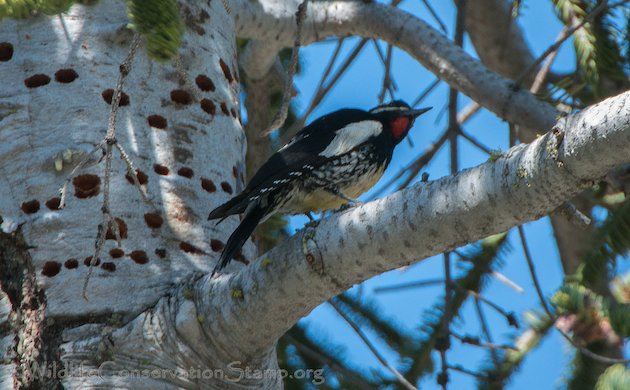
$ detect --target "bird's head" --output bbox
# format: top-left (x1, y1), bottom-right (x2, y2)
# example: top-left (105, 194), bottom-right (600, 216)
top-left (369, 100), bottom-right (431, 143)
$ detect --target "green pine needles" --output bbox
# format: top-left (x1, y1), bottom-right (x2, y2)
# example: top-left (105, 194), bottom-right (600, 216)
top-left (596, 364), bottom-right (630, 390)
top-left (0, 0), bottom-right (75, 19)
top-left (0, 0), bottom-right (183, 61)
top-left (552, 0), bottom-right (627, 98)
top-left (478, 311), bottom-right (554, 390)
top-left (126, 0), bottom-right (183, 61)
top-left (579, 195), bottom-right (630, 288)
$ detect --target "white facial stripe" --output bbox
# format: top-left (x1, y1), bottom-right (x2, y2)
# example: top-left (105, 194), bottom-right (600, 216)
top-left (319, 120), bottom-right (382, 158)
top-left (369, 106), bottom-right (409, 114)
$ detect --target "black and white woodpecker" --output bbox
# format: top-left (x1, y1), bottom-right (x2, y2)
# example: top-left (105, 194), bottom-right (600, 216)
top-left (208, 100), bottom-right (431, 274)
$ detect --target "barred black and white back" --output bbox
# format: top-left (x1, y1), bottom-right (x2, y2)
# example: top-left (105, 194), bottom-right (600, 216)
top-left (208, 100), bottom-right (431, 274)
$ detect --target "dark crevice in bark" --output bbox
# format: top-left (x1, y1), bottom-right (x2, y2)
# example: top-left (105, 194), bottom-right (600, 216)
top-left (0, 229), bottom-right (62, 389)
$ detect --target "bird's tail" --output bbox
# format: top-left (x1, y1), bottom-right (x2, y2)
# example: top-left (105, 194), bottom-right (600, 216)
top-left (211, 205), bottom-right (268, 275)
top-left (208, 192), bottom-right (248, 224)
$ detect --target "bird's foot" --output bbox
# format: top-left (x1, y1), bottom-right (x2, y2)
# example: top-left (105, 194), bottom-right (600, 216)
top-left (325, 186), bottom-right (363, 207)
top-left (304, 218), bottom-right (320, 229)
top-left (303, 212), bottom-right (320, 228)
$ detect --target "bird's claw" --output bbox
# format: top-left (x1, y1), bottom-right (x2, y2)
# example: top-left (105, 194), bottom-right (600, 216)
top-left (305, 218), bottom-right (320, 228)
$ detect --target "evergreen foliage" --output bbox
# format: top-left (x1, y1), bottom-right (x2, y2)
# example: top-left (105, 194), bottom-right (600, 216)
top-left (551, 0), bottom-right (628, 99)
top-left (126, 0), bottom-right (182, 61)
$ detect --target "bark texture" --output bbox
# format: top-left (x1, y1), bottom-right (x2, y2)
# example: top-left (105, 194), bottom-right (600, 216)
top-left (0, 0), bottom-right (263, 388)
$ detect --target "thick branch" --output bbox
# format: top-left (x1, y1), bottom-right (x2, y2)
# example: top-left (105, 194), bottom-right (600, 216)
top-left (199, 91), bottom-right (630, 358)
top-left (240, 40), bottom-right (284, 81)
top-left (234, 0), bottom-right (558, 131)
top-left (464, 0), bottom-right (536, 84)
top-left (243, 70), bottom-right (275, 176)
top-left (462, 0), bottom-right (598, 276)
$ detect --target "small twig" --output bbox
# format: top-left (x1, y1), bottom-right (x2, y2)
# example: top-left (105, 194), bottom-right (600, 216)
top-left (455, 102), bottom-right (481, 124)
top-left (420, 0), bottom-right (448, 34)
top-left (447, 365), bottom-right (490, 380)
top-left (448, 111), bottom-right (459, 173)
top-left (107, 214), bottom-right (123, 247)
top-left (175, 55), bottom-right (202, 101)
top-left (437, 11), bottom-right (465, 384)
top-left (517, 226), bottom-right (553, 318)
top-left (557, 328), bottom-right (630, 364)
top-left (449, 282), bottom-right (518, 327)
top-left (319, 38), bottom-right (346, 92)
top-left (284, 334), bottom-right (375, 389)
top-left (498, 0), bottom-right (519, 61)
top-left (83, 148), bottom-right (114, 299)
top-left (462, 288), bottom-right (518, 327)
top-left (329, 300), bottom-right (418, 390)
top-left (434, 103), bottom-right (448, 127)
top-left (514, 0), bottom-right (616, 88)
top-left (438, 252), bottom-right (453, 390)
top-left (378, 1), bottom-right (474, 199)
top-left (373, 278), bottom-right (445, 293)
top-left (374, 42), bottom-right (396, 103)
top-left (508, 123), bottom-right (518, 147)
top-left (492, 271), bottom-right (525, 294)
top-left (394, 129), bottom-right (450, 191)
top-left (369, 127), bottom-right (449, 199)
top-left (59, 141), bottom-right (106, 208)
top-left (262, 0), bottom-right (308, 136)
top-left (458, 129), bottom-right (493, 155)
top-left (474, 297), bottom-right (500, 369)
top-left (529, 27), bottom-right (568, 94)
top-left (507, 25), bottom-right (564, 151)
top-left (555, 201), bottom-right (592, 228)
top-left (83, 34), bottom-right (142, 300)
top-left (452, 249), bottom-right (468, 260)
top-left (284, 39), bottom-right (368, 142)
top-left (411, 78), bottom-right (441, 108)
top-left (519, 225), bottom-right (630, 364)
top-left (450, 331), bottom-right (518, 351)
top-left (115, 142), bottom-right (155, 209)
top-left (220, 0), bottom-right (231, 14)
top-left (373, 87), bottom-right (481, 198)
top-left (448, 0), bottom-right (465, 175)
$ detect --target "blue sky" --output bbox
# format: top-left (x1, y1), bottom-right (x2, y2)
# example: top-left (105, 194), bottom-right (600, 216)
top-left (271, 0), bottom-right (629, 389)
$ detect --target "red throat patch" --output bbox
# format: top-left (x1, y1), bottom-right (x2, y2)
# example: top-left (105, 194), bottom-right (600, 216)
top-left (390, 117), bottom-right (410, 140)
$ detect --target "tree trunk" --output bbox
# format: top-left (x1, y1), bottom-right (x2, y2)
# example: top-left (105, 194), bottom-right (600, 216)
top-left (0, 1), bottom-right (278, 388)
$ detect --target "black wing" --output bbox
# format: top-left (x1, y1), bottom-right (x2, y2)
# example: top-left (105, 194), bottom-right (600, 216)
top-left (208, 108), bottom-right (375, 220)
top-left (246, 108), bottom-right (373, 191)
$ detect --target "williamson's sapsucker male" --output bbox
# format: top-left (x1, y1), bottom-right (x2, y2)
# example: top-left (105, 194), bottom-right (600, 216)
top-left (208, 100), bottom-right (431, 274)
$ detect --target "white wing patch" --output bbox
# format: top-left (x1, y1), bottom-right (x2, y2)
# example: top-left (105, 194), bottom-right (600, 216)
top-left (319, 120), bottom-right (382, 158)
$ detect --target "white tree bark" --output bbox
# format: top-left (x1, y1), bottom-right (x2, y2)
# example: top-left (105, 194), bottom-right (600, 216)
top-left (1, 0), bottom-right (629, 389)
top-left (0, 0), bottom-right (258, 387)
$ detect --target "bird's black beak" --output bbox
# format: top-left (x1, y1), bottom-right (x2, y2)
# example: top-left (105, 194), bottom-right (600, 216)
top-left (404, 106), bottom-right (432, 118)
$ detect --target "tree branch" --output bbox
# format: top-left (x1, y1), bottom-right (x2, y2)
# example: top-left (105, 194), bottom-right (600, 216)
top-left (198, 90), bottom-right (630, 358)
top-left (234, 0), bottom-right (559, 132)
top-left (463, 0), bottom-right (536, 84)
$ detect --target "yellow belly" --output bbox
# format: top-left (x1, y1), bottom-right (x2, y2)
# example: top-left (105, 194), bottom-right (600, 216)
top-left (284, 166), bottom-right (385, 213)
